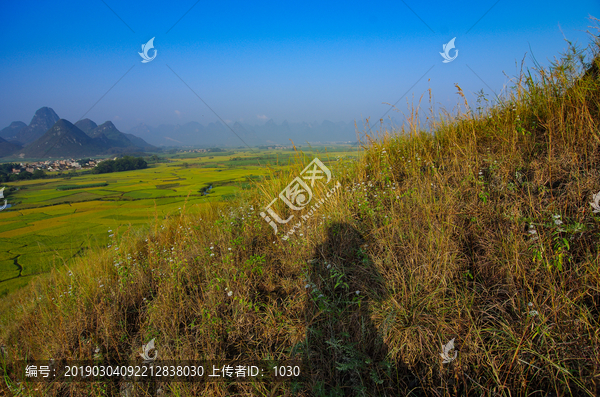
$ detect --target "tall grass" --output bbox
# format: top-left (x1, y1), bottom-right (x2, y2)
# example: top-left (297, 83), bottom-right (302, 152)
top-left (2, 28), bottom-right (600, 396)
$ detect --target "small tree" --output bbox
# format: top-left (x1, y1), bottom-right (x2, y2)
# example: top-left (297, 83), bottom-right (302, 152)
top-left (32, 169), bottom-right (46, 179)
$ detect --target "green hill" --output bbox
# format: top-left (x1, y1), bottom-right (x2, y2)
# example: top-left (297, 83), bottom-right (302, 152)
top-left (0, 121), bottom-right (26, 142)
top-left (0, 136), bottom-right (21, 157)
top-left (15, 107), bottom-right (60, 145)
top-left (14, 119), bottom-right (108, 158)
top-left (1, 41), bottom-right (600, 396)
top-left (73, 118), bottom-right (98, 134)
top-left (88, 121), bottom-right (136, 148)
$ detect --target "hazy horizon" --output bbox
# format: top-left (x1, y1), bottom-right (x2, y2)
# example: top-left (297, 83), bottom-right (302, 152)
top-left (2, 0), bottom-right (599, 134)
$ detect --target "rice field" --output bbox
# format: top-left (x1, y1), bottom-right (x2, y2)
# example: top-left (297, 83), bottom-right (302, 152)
top-left (0, 147), bottom-right (357, 296)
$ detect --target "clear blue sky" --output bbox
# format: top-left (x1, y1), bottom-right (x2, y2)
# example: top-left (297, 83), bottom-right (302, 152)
top-left (1, 1), bottom-right (599, 131)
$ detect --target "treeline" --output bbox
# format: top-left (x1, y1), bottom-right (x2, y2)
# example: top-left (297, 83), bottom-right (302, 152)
top-left (56, 183), bottom-right (108, 191)
top-left (0, 163), bottom-right (46, 182)
top-left (92, 156), bottom-right (148, 174)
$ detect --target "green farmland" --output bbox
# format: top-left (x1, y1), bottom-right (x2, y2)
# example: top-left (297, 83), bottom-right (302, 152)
top-left (0, 147), bottom-right (358, 296)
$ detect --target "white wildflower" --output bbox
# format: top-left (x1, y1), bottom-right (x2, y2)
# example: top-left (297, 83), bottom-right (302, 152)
top-left (528, 224), bottom-right (537, 239)
top-left (591, 191), bottom-right (600, 213)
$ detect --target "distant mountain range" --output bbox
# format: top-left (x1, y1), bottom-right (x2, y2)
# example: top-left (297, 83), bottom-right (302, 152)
top-left (127, 118), bottom-right (367, 147)
top-left (0, 107), bottom-right (156, 159)
top-left (0, 106), bottom-right (392, 158)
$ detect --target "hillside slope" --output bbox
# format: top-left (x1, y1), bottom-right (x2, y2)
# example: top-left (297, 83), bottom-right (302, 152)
top-left (1, 44), bottom-right (600, 396)
top-left (0, 136), bottom-right (22, 157)
top-left (15, 107), bottom-right (60, 145)
top-left (0, 121), bottom-right (26, 142)
top-left (15, 119), bottom-right (109, 158)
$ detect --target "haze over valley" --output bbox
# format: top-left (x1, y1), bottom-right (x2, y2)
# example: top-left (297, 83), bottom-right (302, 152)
top-left (0, 106), bottom-right (370, 160)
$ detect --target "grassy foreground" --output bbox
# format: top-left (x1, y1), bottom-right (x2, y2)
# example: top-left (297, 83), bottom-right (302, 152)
top-left (2, 39), bottom-right (600, 396)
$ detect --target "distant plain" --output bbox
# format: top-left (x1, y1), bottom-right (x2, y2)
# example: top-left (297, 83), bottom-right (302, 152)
top-left (0, 146), bottom-right (358, 296)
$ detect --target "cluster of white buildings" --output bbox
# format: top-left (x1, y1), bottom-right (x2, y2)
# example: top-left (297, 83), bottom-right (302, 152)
top-left (10, 158), bottom-right (105, 173)
top-left (257, 145), bottom-right (296, 150)
top-left (182, 149), bottom-right (208, 153)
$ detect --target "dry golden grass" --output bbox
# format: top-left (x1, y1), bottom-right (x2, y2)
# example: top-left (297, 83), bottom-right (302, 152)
top-left (2, 29), bottom-right (600, 397)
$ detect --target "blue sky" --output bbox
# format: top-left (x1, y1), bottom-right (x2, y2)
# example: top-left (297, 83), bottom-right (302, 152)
top-left (1, 0), bottom-right (599, 131)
